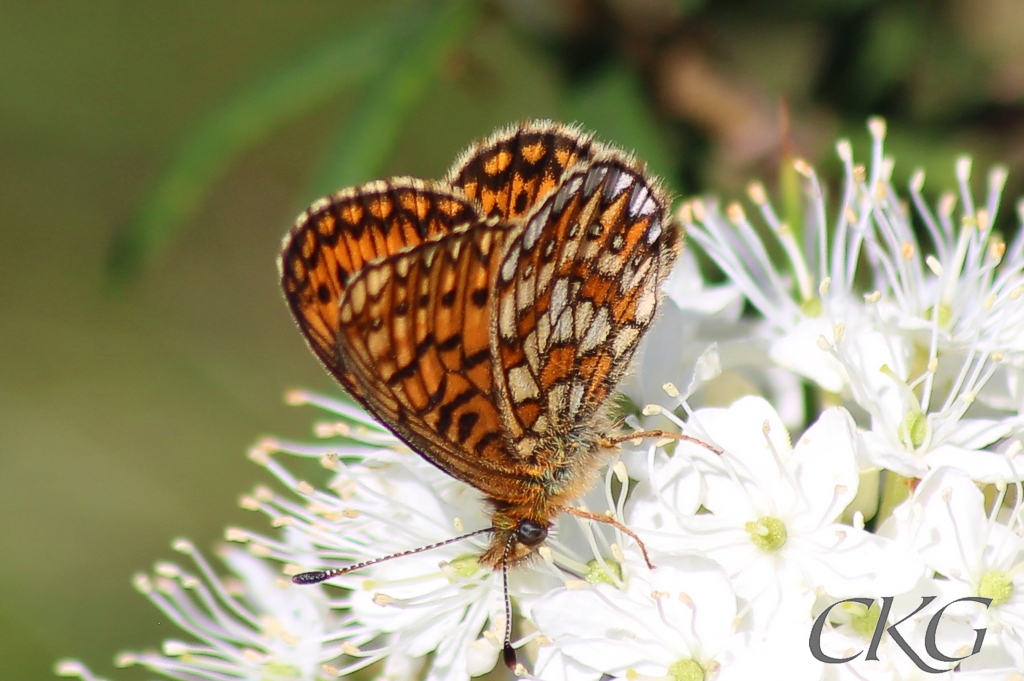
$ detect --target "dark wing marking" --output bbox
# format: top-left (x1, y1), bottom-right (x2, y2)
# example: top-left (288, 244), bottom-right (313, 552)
top-left (446, 120), bottom-right (597, 221)
top-left (334, 221), bottom-right (544, 501)
top-left (490, 156), bottom-right (680, 461)
top-left (279, 179), bottom-right (477, 397)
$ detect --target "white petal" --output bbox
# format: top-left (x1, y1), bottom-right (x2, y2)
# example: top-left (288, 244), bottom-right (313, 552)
top-left (533, 647), bottom-right (604, 681)
top-left (787, 407), bottom-right (860, 527)
top-left (464, 637), bottom-right (499, 677)
top-left (768, 318), bottom-right (847, 393)
top-left (697, 396), bottom-right (792, 521)
top-left (533, 585), bottom-right (675, 673)
top-left (925, 444), bottom-right (1024, 483)
top-left (788, 526), bottom-right (924, 597)
top-left (911, 467), bottom-right (989, 579)
top-left (718, 625), bottom-right (824, 681)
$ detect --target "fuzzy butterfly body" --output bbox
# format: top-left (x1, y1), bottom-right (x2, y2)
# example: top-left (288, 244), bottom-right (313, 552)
top-left (280, 121), bottom-right (679, 571)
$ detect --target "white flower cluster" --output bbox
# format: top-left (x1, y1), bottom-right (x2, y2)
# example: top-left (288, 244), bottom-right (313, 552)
top-left (58, 120), bottom-right (1024, 681)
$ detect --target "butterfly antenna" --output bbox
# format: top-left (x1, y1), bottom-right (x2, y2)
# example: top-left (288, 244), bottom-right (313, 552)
top-left (501, 532), bottom-right (519, 674)
top-left (603, 429), bottom-right (722, 456)
top-left (292, 527), bottom-right (494, 585)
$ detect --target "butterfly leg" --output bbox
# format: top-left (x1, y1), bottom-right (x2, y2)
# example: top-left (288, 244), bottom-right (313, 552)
top-left (602, 429), bottom-right (723, 456)
top-left (558, 505), bottom-right (655, 570)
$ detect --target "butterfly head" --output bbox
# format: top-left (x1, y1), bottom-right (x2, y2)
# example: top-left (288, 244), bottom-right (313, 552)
top-left (481, 513), bottom-right (553, 566)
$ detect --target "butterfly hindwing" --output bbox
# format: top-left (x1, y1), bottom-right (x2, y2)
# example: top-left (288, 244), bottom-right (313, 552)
top-left (489, 156), bottom-right (679, 459)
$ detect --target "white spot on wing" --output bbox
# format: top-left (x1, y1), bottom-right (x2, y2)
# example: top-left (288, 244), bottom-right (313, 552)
top-left (614, 172), bottom-right (633, 197)
top-left (553, 176), bottom-right (583, 213)
top-left (580, 235), bottom-right (603, 261)
top-left (597, 252), bottom-right (625, 276)
top-left (536, 260), bottom-right (555, 293)
top-left (347, 279), bottom-right (367, 313)
top-left (629, 184), bottom-right (651, 217)
top-left (612, 326), bottom-right (640, 356)
top-left (603, 168), bottom-right (633, 202)
top-left (567, 379), bottom-right (585, 418)
top-left (634, 282), bottom-right (658, 324)
top-left (524, 329), bottom-right (540, 372)
top-left (575, 300), bottom-right (594, 339)
top-left (523, 206), bottom-right (549, 251)
top-left (583, 166), bottom-right (607, 197)
top-left (366, 268), bottom-right (388, 296)
top-left (550, 278), bottom-right (568, 320)
top-left (395, 257), bottom-right (410, 278)
top-left (552, 311), bottom-right (573, 343)
top-left (423, 246), bottom-right (438, 268)
top-left (548, 383), bottom-right (568, 420)
top-left (579, 307), bottom-right (611, 353)
top-left (501, 248), bottom-right (520, 283)
top-left (517, 270), bottom-right (536, 312)
top-left (536, 305), bottom-right (551, 350)
top-left (508, 365), bottom-right (540, 402)
top-left (499, 293), bottom-right (516, 340)
top-left (646, 216), bottom-right (663, 245)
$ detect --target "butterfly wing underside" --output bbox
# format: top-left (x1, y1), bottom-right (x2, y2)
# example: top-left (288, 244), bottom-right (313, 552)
top-left (332, 222), bottom-right (540, 501)
top-left (280, 179), bottom-right (479, 397)
top-left (489, 157), bottom-right (679, 462)
top-left (281, 127), bottom-right (678, 504)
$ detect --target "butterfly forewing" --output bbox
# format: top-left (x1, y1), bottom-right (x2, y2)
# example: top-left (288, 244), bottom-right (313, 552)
top-left (334, 222), bottom-right (539, 501)
top-left (280, 179), bottom-right (479, 394)
top-left (490, 157), bottom-right (679, 457)
top-left (447, 121), bottom-right (596, 221)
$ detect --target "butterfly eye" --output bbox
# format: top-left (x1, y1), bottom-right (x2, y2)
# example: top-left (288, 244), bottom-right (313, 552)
top-left (515, 519), bottom-right (548, 546)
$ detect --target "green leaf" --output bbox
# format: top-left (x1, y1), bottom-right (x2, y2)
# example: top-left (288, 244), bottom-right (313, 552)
top-left (310, 0), bottom-right (481, 195)
top-left (562, 65), bottom-right (677, 193)
top-left (108, 5), bottom-right (417, 283)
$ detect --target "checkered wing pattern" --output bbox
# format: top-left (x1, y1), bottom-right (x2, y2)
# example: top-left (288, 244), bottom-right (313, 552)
top-left (331, 221), bottom-right (543, 501)
top-left (489, 157), bottom-right (679, 462)
top-left (280, 122), bottom-right (678, 502)
top-left (280, 179), bottom-right (478, 397)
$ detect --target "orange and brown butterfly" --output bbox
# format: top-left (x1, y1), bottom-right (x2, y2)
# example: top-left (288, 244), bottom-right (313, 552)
top-left (279, 120), bottom-right (682, 669)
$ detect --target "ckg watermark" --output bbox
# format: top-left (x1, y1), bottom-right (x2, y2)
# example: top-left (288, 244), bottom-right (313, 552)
top-left (809, 596), bottom-right (993, 673)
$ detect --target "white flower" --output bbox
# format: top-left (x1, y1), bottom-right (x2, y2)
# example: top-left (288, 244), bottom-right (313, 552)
top-left (239, 392), bottom-right (509, 681)
top-left (681, 173), bottom-right (855, 393)
top-left (533, 553), bottom-right (824, 681)
top-left (627, 224), bottom-right (808, 430)
top-left (889, 467), bottom-right (1024, 666)
top-left (630, 396), bottom-right (923, 630)
top-left (241, 390), bottom-right (670, 681)
top-left (683, 118), bottom-right (1024, 484)
top-left (60, 540), bottom-right (341, 681)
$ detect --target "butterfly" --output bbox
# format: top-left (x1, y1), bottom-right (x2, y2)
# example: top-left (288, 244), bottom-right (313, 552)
top-left (279, 120), bottom-right (684, 670)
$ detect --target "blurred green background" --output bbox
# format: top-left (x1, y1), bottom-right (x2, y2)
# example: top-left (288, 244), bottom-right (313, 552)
top-left (3, 0), bottom-right (1024, 678)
